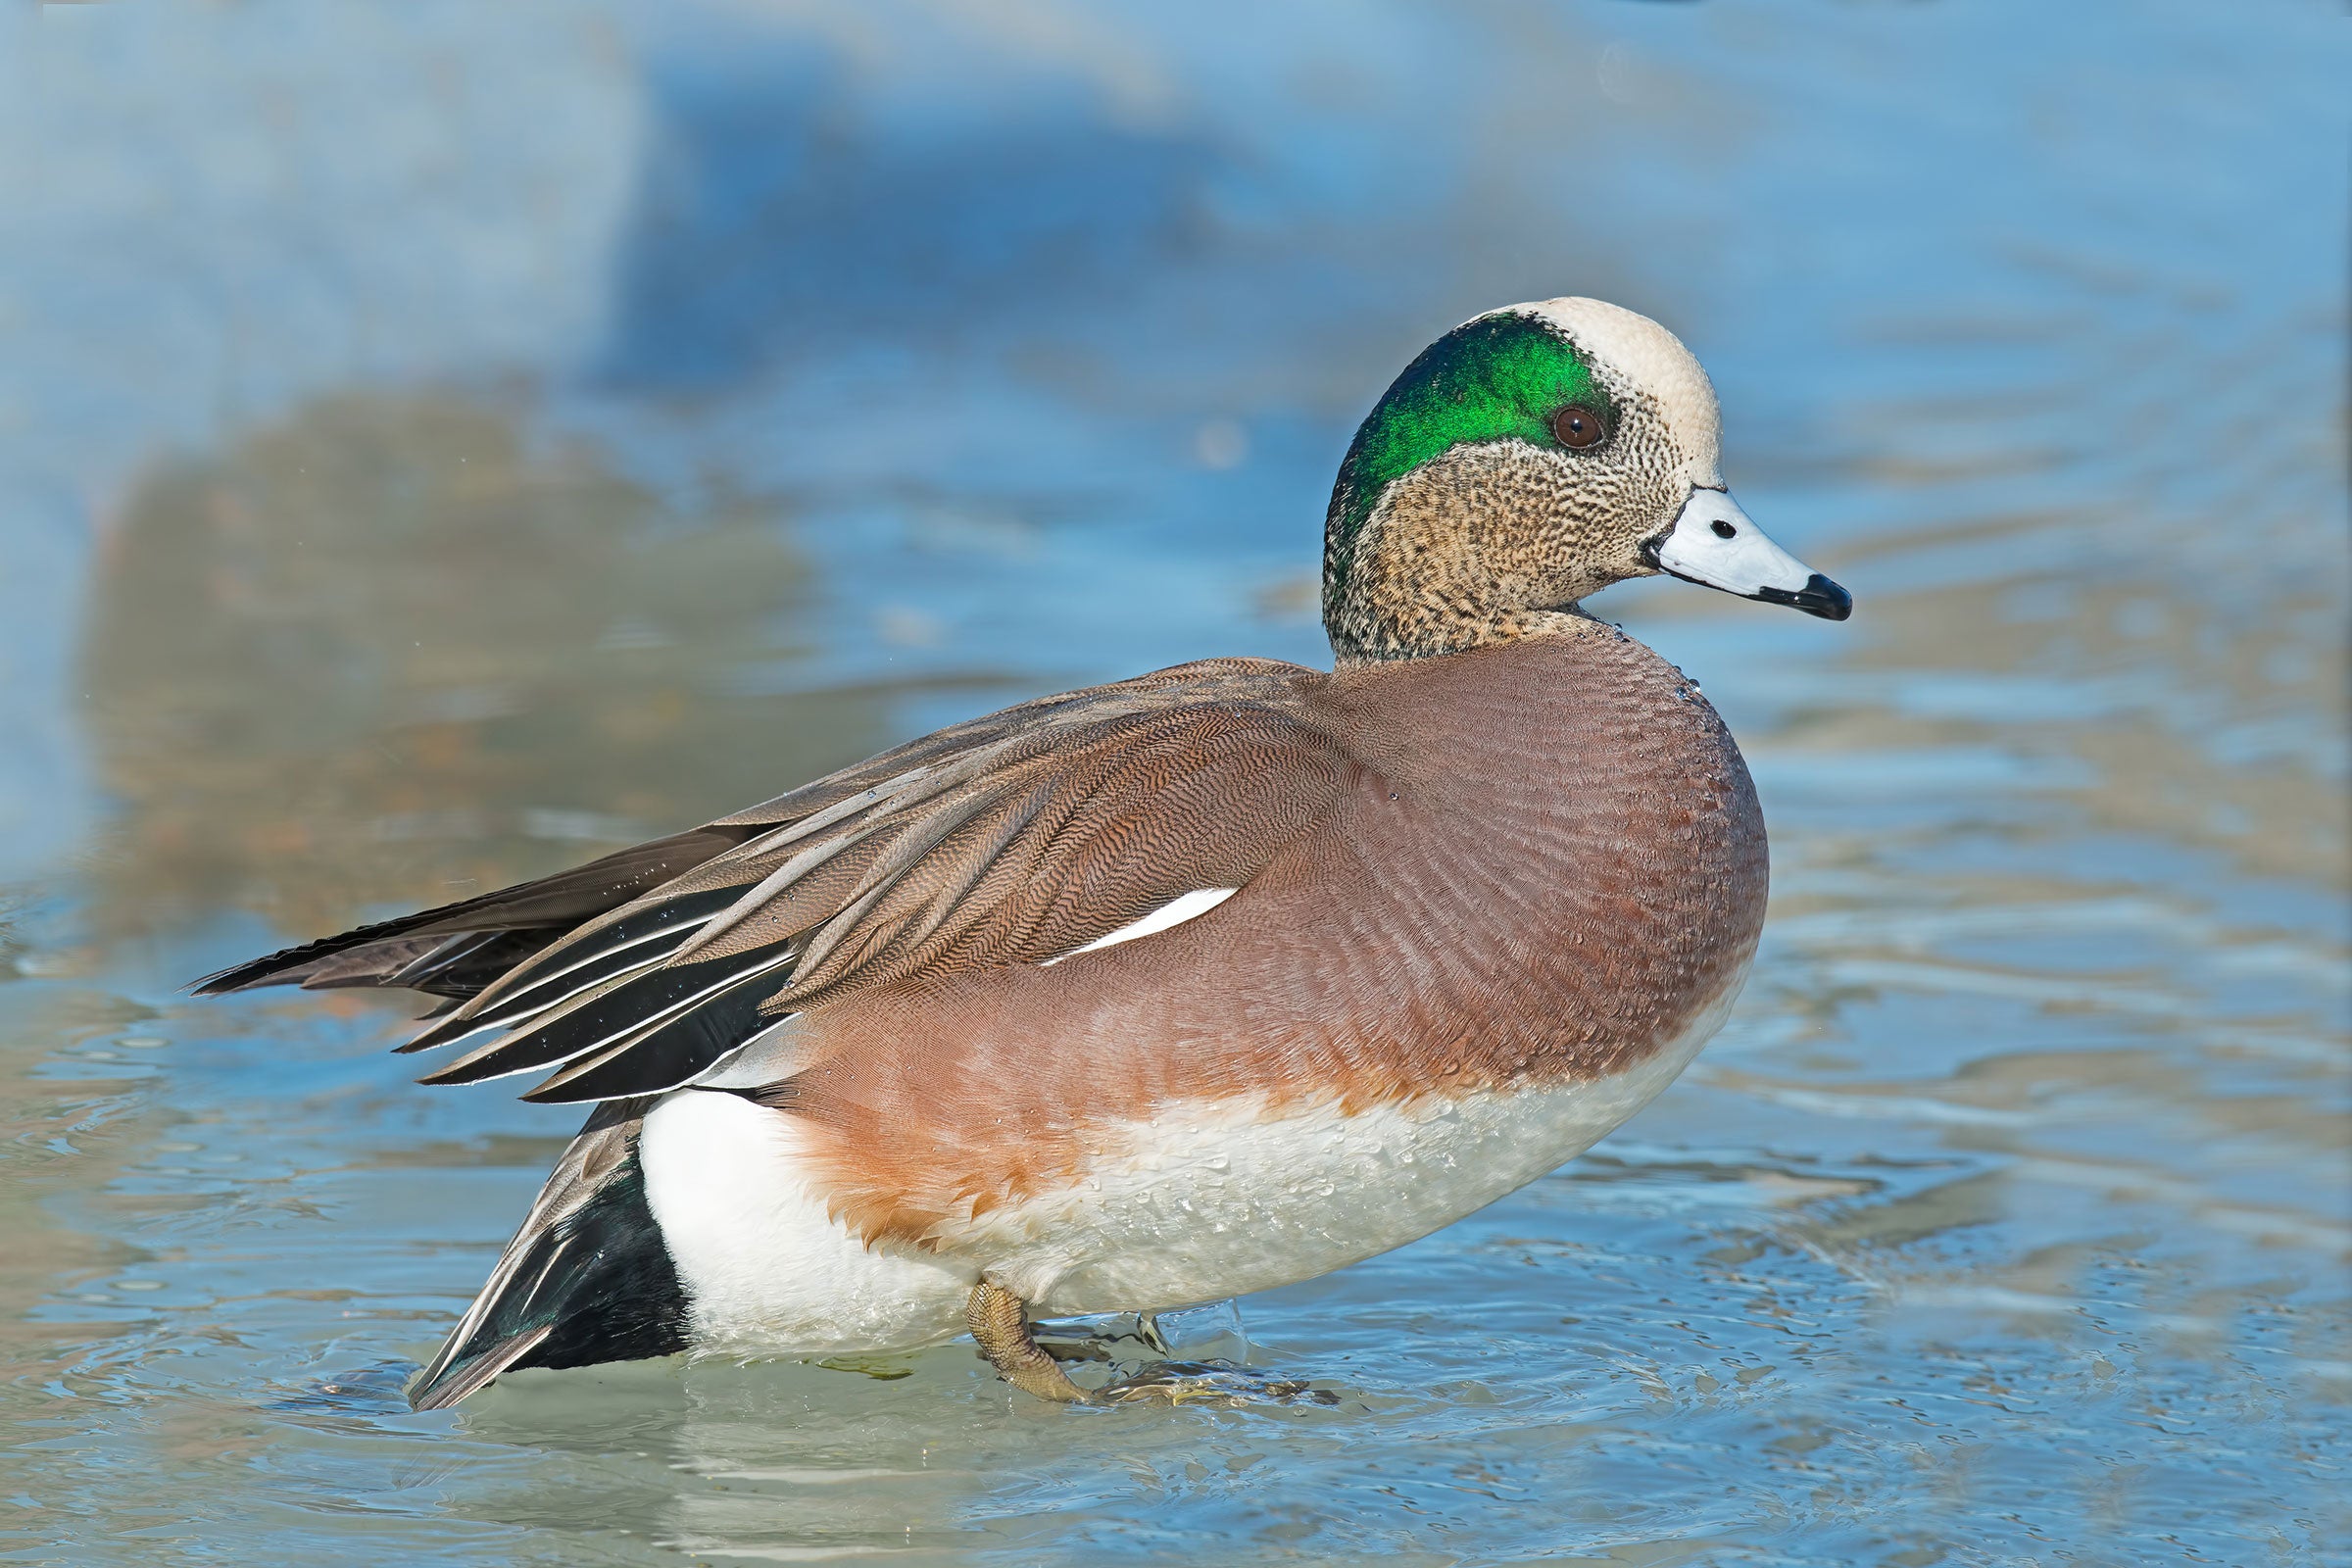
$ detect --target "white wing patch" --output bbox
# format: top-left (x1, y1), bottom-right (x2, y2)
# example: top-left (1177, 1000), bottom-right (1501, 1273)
top-left (1038, 888), bottom-right (1239, 967)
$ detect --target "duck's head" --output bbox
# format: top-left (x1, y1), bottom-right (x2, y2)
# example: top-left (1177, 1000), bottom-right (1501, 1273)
top-left (1322, 297), bottom-right (1850, 662)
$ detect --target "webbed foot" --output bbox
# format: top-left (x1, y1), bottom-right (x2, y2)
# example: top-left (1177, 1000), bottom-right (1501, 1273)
top-left (968, 1284), bottom-right (1330, 1407)
top-left (965, 1280), bottom-right (1096, 1403)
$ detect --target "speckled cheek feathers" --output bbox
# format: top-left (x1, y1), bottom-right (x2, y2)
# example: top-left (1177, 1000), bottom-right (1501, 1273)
top-left (1328, 394), bottom-right (1693, 662)
top-left (1322, 298), bottom-right (1729, 662)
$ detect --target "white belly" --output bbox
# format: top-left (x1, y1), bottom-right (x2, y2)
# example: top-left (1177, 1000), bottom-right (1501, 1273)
top-left (985, 1008), bottom-right (1724, 1315)
top-left (638, 1091), bottom-right (975, 1354)
top-left (637, 979), bottom-right (1736, 1353)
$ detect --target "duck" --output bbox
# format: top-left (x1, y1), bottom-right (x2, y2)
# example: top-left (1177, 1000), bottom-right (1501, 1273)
top-left (194, 297), bottom-right (1850, 1409)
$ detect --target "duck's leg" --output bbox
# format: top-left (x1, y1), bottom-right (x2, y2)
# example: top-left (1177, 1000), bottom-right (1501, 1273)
top-left (965, 1281), bottom-right (1098, 1404)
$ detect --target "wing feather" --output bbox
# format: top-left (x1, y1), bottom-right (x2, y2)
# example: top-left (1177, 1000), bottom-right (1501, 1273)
top-left (418, 936), bottom-right (798, 1087)
top-left (197, 658), bottom-right (1352, 1104)
top-left (400, 885), bottom-right (744, 1053)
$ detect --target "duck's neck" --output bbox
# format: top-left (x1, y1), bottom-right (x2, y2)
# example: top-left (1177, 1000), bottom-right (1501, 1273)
top-left (1322, 499), bottom-right (1613, 666)
top-left (1322, 445), bottom-right (1624, 665)
top-left (1324, 598), bottom-right (1598, 666)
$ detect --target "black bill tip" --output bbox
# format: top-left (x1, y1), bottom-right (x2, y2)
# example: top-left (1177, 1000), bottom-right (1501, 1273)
top-left (1755, 572), bottom-right (1852, 621)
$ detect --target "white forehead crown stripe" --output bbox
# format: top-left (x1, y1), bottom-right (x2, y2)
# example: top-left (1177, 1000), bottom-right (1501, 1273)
top-left (1511, 297), bottom-right (1723, 484)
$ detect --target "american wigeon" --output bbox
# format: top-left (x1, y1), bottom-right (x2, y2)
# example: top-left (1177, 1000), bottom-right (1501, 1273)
top-left (196, 298), bottom-right (1850, 1407)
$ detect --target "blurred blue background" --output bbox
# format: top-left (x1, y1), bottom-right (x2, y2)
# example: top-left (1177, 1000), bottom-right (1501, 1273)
top-left (0, 3), bottom-right (2344, 1564)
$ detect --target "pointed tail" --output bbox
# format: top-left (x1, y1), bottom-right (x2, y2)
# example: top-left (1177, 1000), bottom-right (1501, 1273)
top-left (410, 1098), bottom-right (692, 1409)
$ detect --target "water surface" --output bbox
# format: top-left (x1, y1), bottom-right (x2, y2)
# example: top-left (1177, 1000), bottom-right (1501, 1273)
top-left (1, 3), bottom-right (2344, 1563)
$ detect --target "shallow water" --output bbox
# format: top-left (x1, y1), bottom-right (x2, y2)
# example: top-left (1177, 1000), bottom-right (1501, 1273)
top-left (1, 2), bottom-right (2345, 1563)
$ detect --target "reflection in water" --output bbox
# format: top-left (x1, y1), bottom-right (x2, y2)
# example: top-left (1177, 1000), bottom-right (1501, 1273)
top-left (77, 396), bottom-right (898, 939)
top-left (1896, 573), bottom-right (2341, 883)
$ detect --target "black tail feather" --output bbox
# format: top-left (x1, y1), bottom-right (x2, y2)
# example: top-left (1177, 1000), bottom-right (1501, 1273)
top-left (409, 1103), bottom-right (689, 1410)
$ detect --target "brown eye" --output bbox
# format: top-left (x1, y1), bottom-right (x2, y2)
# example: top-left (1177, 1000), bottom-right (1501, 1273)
top-left (1550, 404), bottom-right (1606, 449)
